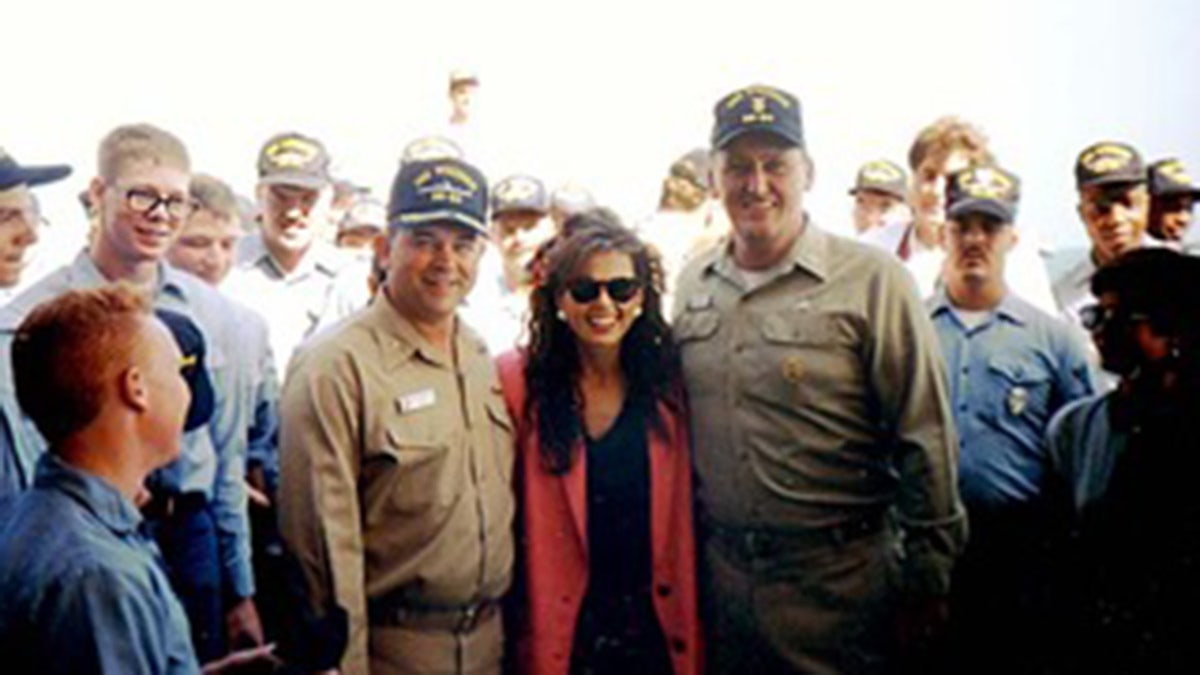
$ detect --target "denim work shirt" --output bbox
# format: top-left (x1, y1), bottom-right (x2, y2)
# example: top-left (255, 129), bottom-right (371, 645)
top-left (0, 454), bottom-right (198, 674)
top-left (0, 251), bottom-right (254, 597)
top-left (929, 290), bottom-right (1096, 510)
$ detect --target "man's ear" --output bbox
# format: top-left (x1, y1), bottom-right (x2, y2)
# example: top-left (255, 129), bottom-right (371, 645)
top-left (118, 366), bottom-right (150, 414)
top-left (88, 176), bottom-right (106, 216)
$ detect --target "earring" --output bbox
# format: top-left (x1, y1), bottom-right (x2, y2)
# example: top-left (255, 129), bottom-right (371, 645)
top-left (556, 309), bottom-right (567, 322)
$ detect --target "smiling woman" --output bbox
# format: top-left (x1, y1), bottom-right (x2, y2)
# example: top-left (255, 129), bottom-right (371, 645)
top-left (496, 212), bottom-right (702, 675)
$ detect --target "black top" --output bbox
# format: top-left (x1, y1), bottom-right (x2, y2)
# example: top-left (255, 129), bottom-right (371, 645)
top-left (572, 398), bottom-right (672, 672)
top-left (585, 399), bottom-right (652, 601)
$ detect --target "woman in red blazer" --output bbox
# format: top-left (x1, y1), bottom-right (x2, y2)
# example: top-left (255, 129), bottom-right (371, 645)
top-left (496, 212), bottom-right (701, 675)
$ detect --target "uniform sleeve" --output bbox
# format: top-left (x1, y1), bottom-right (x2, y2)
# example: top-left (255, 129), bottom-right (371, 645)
top-left (40, 566), bottom-right (199, 674)
top-left (207, 348), bottom-right (255, 600)
top-left (246, 330), bottom-right (281, 495)
top-left (1051, 325), bottom-right (1097, 409)
top-left (277, 349), bottom-right (367, 673)
top-left (866, 262), bottom-right (967, 596)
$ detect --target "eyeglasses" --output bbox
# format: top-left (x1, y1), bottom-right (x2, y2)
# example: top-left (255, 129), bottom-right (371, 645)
top-left (124, 187), bottom-right (195, 219)
top-left (1079, 303), bottom-right (1149, 331)
top-left (565, 277), bottom-right (641, 304)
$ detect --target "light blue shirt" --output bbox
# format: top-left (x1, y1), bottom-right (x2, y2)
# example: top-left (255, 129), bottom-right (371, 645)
top-left (929, 289), bottom-right (1096, 509)
top-left (0, 251), bottom-right (254, 597)
top-left (0, 454), bottom-right (199, 674)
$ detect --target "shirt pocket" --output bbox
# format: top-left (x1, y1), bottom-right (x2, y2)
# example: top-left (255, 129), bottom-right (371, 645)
top-left (673, 307), bottom-right (721, 345)
top-left (379, 424), bottom-right (464, 514)
top-left (754, 309), bottom-right (862, 409)
top-left (983, 356), bottom-right (1054, 434)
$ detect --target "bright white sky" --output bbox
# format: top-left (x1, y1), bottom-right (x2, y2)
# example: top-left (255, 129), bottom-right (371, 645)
top-left (5, 0), bottom-right (1198, 257)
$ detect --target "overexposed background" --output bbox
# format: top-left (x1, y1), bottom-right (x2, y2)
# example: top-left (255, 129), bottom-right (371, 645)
top-left (5, 0), bottom-right (1198, 271)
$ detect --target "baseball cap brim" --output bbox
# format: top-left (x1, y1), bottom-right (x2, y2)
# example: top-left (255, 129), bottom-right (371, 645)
top-left (0, 164), bottom-right (72, 191)
top-left (259, 172), bottom-right (329, 189)
top-left (849, 185), bottom-right (907, 200)
top-left (396, 210), bottom-right (489, 236)
top-left (948, 198), bottom-right (1014, 224)
top-left (713, 126), bottom-right (804, 151)
top-left (1079, 174), bottom-right (1145, 189)
top-left (1153, 184), bottom-right (1200, 199)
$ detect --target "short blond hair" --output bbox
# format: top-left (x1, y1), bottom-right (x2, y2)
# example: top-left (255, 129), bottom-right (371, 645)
top-left (97, 123), bottom-right (190, 182)
top-left (189, 173), bottom-right (238, 222)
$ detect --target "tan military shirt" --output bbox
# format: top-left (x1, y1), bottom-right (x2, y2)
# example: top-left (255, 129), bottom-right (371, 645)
top-left (673, 223), bottom-right (965, 594)
top-left (278, 293), bottom-right (515, 673)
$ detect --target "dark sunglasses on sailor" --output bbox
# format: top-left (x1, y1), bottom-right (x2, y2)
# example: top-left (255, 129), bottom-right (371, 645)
top-left (1079, 303), bottom-right (1149, 332)
top-left (565, 277), bottom-right (641, 304)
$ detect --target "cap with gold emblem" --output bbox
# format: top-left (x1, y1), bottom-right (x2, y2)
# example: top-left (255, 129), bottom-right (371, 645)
top-left (257, 132), bottom-right (331, 189)
top-left (401, 135), bottom-right (463, 166)
top-left (849, 159), bottom-right (908, 200)
top-left (388, 157), bottom-right (488, 236)
top-left (492, 175), bottom-right (548, 216)
top-left (711, 84), bottom-right (804, 150)
top-left (946, 165), bottom-right (1021, 223)
top-left (1148, 158), bottom-right (1200, 199)
top-left (1075, 141), bottom-right (1145, 189)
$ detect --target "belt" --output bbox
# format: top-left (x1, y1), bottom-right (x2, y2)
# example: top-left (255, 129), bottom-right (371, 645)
top-left (705, 513), bottom-right (886, 560)
top-left (367, 597), bottom-right (500, 633)
top-left (142, 490), bottom-right (208, 520)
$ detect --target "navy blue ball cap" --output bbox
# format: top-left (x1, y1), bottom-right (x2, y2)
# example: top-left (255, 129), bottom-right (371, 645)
top-left (711, 85), bottom-right (804, 150)
top-left (946, 165), bottom-right (1021, 223)
top-left (154, 309), bottom-right (215, 433)
top-left (388, 157), bottom-right (488, 236)
top-left (0, 148), bottom-right (72, 191)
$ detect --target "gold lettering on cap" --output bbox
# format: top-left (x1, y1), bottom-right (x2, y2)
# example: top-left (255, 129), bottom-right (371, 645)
top-left (265, 138), bottom-right (319, 169)
top-left (958, 167), bottom-right (1014, 200)
top-left (1081, 144), bottom-right (1134, 174)
top-left (495, 177), bottom-right (537, 203)
top-left (861, 161), bottom-right (902, 183)
top-left (1158, 159), bottom-right (1193, 186)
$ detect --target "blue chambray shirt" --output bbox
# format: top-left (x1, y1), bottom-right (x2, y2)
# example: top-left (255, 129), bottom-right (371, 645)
top-left (0, 251), bottom-right (254, 597)
top-left (0, 454), bottom-right (198, 673)
top-left (929, 289), bottom-right (1097, 509)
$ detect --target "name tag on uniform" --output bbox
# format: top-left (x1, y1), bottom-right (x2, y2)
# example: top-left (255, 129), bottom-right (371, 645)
top-left (397, 388), bottom-right (437, 414)
top-left (687, 294), bottom-right (714, 311)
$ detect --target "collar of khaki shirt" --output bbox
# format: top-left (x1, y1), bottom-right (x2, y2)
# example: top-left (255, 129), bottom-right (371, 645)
top-left (365, 289), bottom-right (489, 373)
top-left (702, 216), bottom-right (831, 289)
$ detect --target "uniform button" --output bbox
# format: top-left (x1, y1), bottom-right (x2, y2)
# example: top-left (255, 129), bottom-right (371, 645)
top-left (958, 404), bottom-right (968, 412)
top-left (735, 343), bottom-right (745, 353)
top-left (656, 584), bottom-right (672, 597)
top-left (671, 637), bottom-right (687, 654)
top-left (553, 651), bottom-right (564, 661)
top-left (561, 595), bottom-right (571, 605)
top-left (961, 366), bottom-right (968, 374)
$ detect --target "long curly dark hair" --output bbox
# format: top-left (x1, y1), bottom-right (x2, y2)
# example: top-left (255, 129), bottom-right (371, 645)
top-left (524, 209), bottom-right (684, 475)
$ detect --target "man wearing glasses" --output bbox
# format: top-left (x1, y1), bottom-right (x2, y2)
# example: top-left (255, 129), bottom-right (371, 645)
top-left (278, 156), bottom-right (514, 674)
top-left (927, 165), bottom-right (1094, 672)
top-left (224, 132), bottom-right (368, 378)
top-left (673, 84), bottom-right (964, 672)
top-left (0, 124), bottom-right (261, 663)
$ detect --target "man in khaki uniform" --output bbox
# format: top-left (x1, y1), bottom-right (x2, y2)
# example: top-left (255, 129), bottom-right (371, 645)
top-left (278, 156), bottom-right (515, 674)
top-left (673, 84), bottom-right (966, 673)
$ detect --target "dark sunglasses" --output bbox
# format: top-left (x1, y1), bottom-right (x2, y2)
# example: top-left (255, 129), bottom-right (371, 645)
top-left (1079, 303), bottom-right (1149, 331)
top-left (565, 277), bottom-right (641, 304)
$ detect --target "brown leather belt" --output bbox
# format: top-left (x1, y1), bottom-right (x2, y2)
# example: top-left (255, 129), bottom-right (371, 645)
top-left (367, 597), bottom-right (500, 633)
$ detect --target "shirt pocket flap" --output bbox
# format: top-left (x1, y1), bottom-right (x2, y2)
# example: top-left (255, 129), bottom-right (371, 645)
top-left (674, 309), bottom-right (720, 343)
top-left (986, 356), bottom-right (1051, 385)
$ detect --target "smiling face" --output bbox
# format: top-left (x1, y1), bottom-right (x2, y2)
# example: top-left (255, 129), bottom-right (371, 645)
top-left (713, 132), bottom-right (810, 269)
top-left (555, 249), bottom-right (644, 356)
top-left (384, 223), bottom-right (484, 327)
top-left (258, 182), bottom-right (330, 259)
top-left (91, 160), bottom-right (191, 270)
top-left (1149, 193), bottom-right (1196, 242)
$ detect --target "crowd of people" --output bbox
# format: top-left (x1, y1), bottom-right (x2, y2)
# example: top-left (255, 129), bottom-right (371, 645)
top-left (0, 74), bottom-right (1198, 674)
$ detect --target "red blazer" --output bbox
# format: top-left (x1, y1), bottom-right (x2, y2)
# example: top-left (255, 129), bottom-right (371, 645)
top-left (496, 350), bottom-right (703, 675)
